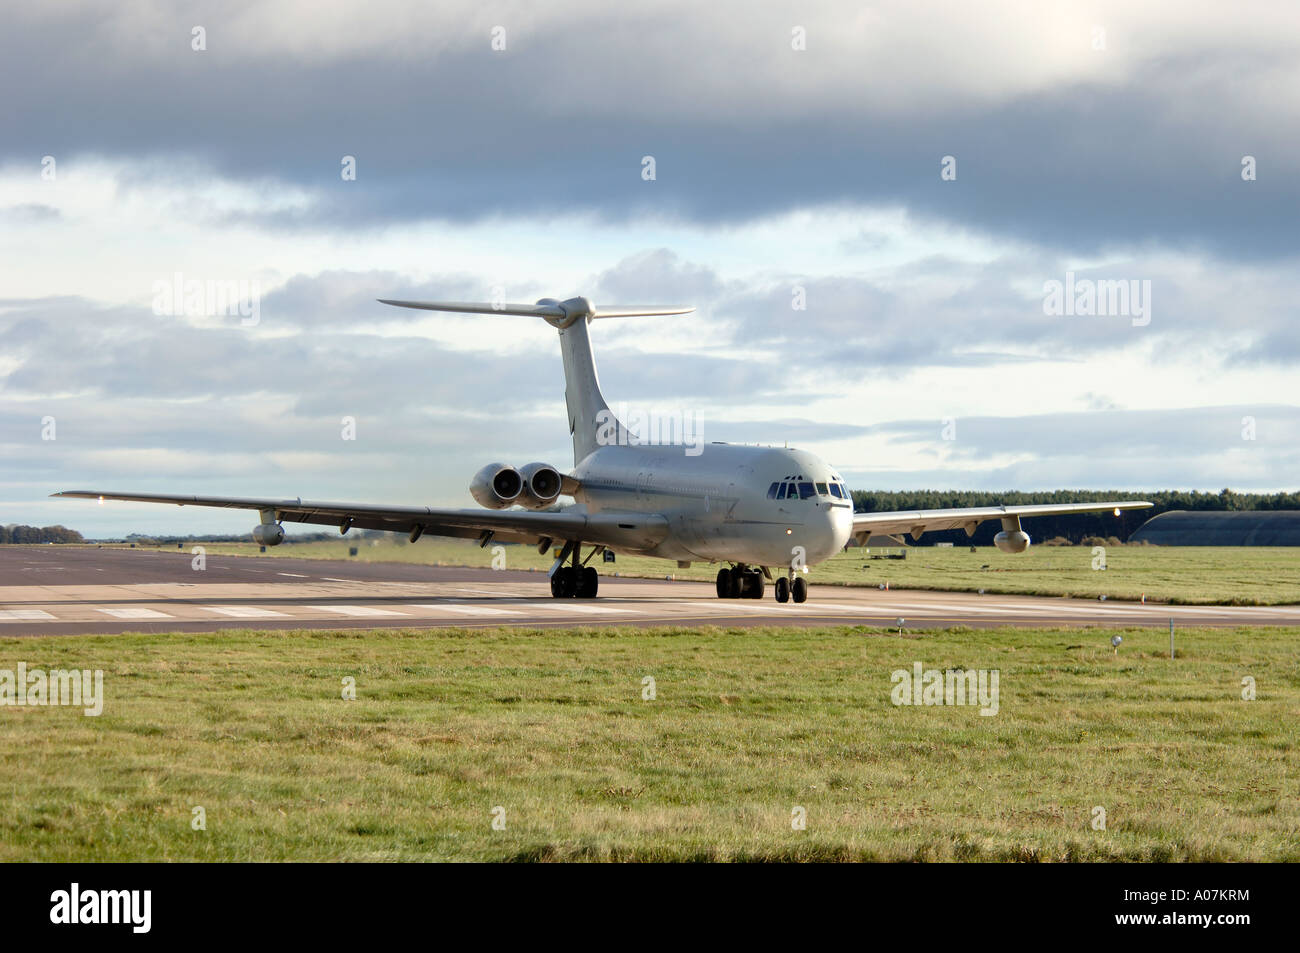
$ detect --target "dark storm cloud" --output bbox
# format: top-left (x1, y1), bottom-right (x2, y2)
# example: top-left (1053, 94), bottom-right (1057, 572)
top-left (2, 7), bottom-right (1296, 257)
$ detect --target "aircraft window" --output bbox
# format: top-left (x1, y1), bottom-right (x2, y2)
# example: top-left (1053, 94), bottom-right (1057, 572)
top-left (828, 483), bottom-right (842, 499)
top-left (815, 482), bottom-right (829, 496)
top-left (798, 482), bottom-right (815, 499)
top-left (767, 482), bottom-right (779, 499)
top-left (783, 483), bottom-right (794, 498)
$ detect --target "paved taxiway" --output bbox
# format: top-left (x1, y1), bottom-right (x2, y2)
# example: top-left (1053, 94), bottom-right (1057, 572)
top-left (2, 546), bottom-right (1299, 636)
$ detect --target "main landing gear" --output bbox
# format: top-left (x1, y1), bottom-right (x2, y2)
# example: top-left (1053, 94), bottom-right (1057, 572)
top-left (714, 565), bottom-right (765, 600)
top-left (550, 542), bottom-right (599, 598)
top-left (715, 565), bottom-right (807, 604)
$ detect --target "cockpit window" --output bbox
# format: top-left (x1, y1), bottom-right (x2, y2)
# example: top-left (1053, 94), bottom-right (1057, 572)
top-left (798, 482), bottom-right (816, 499)
top-left (828, 483), bottom-right (842, 499)
top-left (815, 482), bottom-right (829, 497)
top-left (767, 482), bottom-right (779, 499)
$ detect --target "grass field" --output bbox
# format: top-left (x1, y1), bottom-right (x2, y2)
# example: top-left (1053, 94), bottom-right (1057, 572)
top-left (134, 538), bottom-right (1300, 605)
top-left (2, 623), bottom-right (1296, 861)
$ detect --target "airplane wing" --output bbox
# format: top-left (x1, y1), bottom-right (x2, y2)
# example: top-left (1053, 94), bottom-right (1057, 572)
top-left (851, 500), bottom-right (1153, 544)
top-left (51, 490), bottom-right (668, 551)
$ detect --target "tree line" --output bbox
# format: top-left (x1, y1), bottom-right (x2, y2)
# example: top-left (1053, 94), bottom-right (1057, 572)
top-left (849, 488), bottom-right (1300, 544)
top-left (0, 524), bottom-right (86, 544)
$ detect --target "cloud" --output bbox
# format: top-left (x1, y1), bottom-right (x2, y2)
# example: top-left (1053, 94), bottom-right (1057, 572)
top-left (1, 3), bottom-right (1297, 255)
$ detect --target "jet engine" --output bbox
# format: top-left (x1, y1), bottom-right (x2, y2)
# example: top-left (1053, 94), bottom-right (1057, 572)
top-left (993, 530), bottom-right (1030, 554)
top-left (470, 463), bottom-right (523, 509)
top-left (253, 522), bottom-right (285, 546)
top-left (517, 462), bottom-right (563, 509)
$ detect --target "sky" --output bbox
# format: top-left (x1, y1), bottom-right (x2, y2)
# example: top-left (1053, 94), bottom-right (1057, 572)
top-left (2, 1), bottom-right (1298, 537)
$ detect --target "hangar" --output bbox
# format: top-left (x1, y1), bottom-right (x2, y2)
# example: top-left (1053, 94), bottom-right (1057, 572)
top-left (1130, 510), bottom-right (1300, 546)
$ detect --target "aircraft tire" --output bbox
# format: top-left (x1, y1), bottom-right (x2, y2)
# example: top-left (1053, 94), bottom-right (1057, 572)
top-left (774, 576), bottom-right (790, 603)
top-left (791, 576), bottom-right (807, 603)
top-left (551, 566), bottom-right (576, 598)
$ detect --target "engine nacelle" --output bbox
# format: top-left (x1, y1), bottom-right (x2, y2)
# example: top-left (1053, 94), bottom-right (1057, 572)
top-left (993, 530), bottom-right (1031, 554)
top-left (470, 463), bottom-right (523, 509)
top-left (517, 462), bottom-right (563, 509)
top-left (253, 522), bottom-right (285, 546)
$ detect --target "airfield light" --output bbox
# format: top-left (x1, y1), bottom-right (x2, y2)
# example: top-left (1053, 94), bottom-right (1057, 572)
top-left (1110, 635), bottom-right (1123, 656)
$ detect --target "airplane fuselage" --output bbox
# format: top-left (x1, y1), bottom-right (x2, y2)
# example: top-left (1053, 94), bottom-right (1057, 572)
top-left (571, 443), bottom-right (854, 567)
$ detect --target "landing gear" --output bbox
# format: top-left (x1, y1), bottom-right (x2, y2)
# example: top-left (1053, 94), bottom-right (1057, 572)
top-left (791, 576), bottom-right (807, 603)
top-left (715, 565), bottom-right (764, 599)
top-left (551, 566), bottom-right (576, 598)
top-left (551, 546), bottom-right (600, 598)
top-left (774, 577), bottom-right (790, 603)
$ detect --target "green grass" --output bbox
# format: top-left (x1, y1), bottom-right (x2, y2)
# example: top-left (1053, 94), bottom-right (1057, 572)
top-left (1, 624), bottom-right (1296, 861)
top-left (120, 539), bottom-right (1300, 605)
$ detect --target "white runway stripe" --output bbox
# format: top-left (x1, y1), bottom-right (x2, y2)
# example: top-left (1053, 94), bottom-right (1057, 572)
top-left (410, 604), bottom-right (521, 617)
top-left (93, 607), bottom-right (173, 619)
top-left (304, 605), bottom-right (409, 617)
top-left (0, 609), bottom-right (57, 621)
top-left (547, 604), bottom-right (638, 614)
top-left (198, 606), bottom-right (291, 618)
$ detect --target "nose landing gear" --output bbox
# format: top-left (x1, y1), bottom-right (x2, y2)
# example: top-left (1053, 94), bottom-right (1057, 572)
top-left (774, 573), bottom-right (807, 603)
top-left (791, 575), bottom-right (807, 603)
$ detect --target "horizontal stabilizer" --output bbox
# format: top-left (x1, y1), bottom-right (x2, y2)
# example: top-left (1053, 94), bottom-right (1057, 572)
top-left (379, 296), bottom-right (692, 328)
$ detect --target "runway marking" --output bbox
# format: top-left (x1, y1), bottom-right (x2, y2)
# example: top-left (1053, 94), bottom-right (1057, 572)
top-left (684, 601), bottom-right (782, 612)
top-left (321, 578), bottom-right (361, 583)
top-left (411, 604), bottom-right (522, 617)
top-left (93, 607), bottom-right (173, 620)
top-left (305, 605), bottom-right (409, 618)
top-left (199, 606), bottom-right (291, 619)
top-left (277, 572), bottom-right (309, 578)
top-left (548, 604), bottom-right (639, 615)
top-left (0, 609), bottom-right (57, 621)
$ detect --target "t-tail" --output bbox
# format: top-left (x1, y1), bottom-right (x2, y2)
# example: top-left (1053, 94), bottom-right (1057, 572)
top-left (378, 295), bottom-right (693, 465)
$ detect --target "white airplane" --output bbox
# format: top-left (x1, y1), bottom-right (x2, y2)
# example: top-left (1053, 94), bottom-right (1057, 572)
top-left (56, 295), bottom-right (1152, 603)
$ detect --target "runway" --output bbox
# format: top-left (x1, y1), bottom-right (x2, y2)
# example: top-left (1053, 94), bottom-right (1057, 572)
top-left (2, 545), bottom-right (1299, 636)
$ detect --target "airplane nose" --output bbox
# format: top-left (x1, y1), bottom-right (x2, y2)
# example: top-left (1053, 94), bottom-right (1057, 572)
top-left (808, 503), bottom-right (851, 561)
top-left (827, 504), bottom-right (852, 553)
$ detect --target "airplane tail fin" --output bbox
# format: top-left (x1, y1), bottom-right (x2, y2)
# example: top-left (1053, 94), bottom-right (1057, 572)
top-left (378, 296), bottom-right (693, 466)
